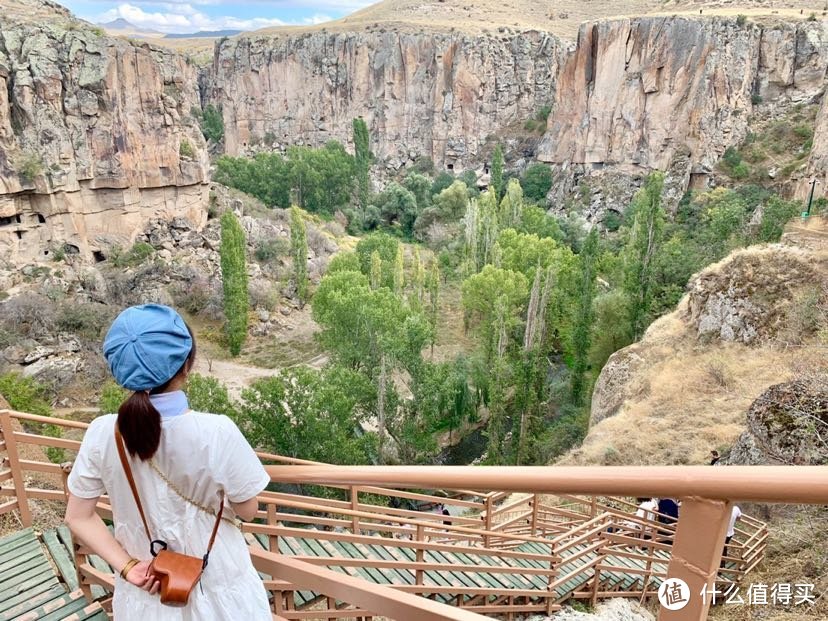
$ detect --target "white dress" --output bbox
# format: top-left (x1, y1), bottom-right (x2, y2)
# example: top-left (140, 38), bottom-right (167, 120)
top-left (68, 409), bottom-right (272, 620)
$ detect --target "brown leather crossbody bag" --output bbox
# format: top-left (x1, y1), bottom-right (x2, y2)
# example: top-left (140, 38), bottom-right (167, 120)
top-left (115, 427), bottom-right (223, 606)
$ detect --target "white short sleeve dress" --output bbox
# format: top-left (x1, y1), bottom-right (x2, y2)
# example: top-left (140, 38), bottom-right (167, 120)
top-left (67, 391), bottom-right (272, 620)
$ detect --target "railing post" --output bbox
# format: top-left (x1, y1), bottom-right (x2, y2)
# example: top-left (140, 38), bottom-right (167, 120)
top-left (530, 494), bottom-right (539, 537)
top-left (351, 485), bottom-right (360, 535)
top-left (267, 502), bottom-right (279, 555)
top-left (660, 498), bottom-right (733, 621)
top-left (415, 524), bottom-right (425, 589)
top-left (484, 494), bottom-right (493, 547)
top-left (0, 410), bottom-right (32, 527)
top-left (590, 496), bottom-right (597, 518)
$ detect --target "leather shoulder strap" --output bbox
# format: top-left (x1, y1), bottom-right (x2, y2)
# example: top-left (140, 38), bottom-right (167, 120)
top-left (206, 492), bottom-right (224, 555)
top-left (114, 426), bottom-right (154, 544)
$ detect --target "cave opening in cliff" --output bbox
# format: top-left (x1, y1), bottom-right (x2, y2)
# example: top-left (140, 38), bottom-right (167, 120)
top-left (36, 213), bottom-right (46, 223)
top-left (0, 215), bottom-right (15, 227)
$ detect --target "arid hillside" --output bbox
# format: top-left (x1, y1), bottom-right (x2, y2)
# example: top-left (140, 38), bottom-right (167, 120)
top-left (563, 216), bottom-right (827, 467)
top-left (252, 0), bottom-right (828, 38)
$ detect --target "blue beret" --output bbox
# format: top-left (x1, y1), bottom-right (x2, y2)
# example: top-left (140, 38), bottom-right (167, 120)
top-left (103, 304), bottom-right (193, 392)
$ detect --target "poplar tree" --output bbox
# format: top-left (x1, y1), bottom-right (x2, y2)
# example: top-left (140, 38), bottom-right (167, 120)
top-left (290, 206), bottom-right (309, 305)
top-left (220, 210), bottom-right (249, 356)
top-left (412, 246), bottom-right (425, 305)
top-left (570, 229), bottom-right (598, 405)
top-left (491, 143), bottom-right (504, 201)
top-left (393, 245), bottom-right (405, 295)
top-left (353, 118), bottom-right (371, 212)
top-left (427, 260), bottom-right (440, 355)
top-left (370, 251), bottom-right (382, 290)
top-left (623, 172), bottom-right (665, 338)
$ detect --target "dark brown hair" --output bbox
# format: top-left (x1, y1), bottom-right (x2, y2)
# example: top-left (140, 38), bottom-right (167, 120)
top-left (117, 323), bottom-right (196, 460)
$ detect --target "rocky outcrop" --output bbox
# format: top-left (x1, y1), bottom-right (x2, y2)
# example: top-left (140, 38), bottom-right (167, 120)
top-left (0, 0), bottom-right (210, 265)
top-left (538, 17), bottom-right (828, 215)
top-left (801, 90), bottom-right (828, 200)
top-left (577, 217), bottom-right (828, 466)
top-left (204, 30), bottom-right (564, 170)
top-left (684, 245), bottom-right (819, 343)
top-left (728, 380), bottom-right (828, 466)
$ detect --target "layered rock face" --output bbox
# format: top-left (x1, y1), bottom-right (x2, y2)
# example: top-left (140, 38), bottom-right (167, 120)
top-left (538, 17), bottom-right (828, 216)
top-left (204, 30), bottom-right (564, 169)
top-left (0, 0), bottom-right (209, 265)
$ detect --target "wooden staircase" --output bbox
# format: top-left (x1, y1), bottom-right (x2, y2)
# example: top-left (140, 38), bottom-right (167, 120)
top-left (0, 528), bottom-right (107, 621)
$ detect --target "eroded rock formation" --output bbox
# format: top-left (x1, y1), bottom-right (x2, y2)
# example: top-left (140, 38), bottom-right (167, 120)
top-left (539, 17), bottom-right (828, 216)
top-left (0, 0), bottom-right (209, 265)
top-left (204, 30), bottom-right (564, 170)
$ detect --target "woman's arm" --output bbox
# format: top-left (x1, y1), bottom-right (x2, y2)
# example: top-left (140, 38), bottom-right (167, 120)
top-left (64, 493), bottom-right (159, 593)
top-left (229, 496), bottom-right (259, 522)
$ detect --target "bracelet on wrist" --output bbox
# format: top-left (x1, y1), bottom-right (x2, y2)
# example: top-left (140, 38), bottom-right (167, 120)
top-left (120, 558), bottom-right (140, 579)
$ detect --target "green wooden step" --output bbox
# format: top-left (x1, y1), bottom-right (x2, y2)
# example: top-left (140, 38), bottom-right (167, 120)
top-left (0, 584), bottom-right (67, 620)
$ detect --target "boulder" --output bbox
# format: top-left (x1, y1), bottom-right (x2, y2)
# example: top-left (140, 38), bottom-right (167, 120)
top-left (728, 380), bottom-right (828, 466)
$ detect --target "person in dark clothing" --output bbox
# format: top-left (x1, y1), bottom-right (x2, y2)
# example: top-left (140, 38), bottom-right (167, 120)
top-left (658, 498), bottom-right (679, 525)
top-left (442, 507), bottom-right (451, 526)
top-left (710, 450), bottom-right (720, 465)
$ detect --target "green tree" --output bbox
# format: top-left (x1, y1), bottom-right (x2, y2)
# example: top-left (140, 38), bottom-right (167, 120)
top-left (327, 251), bottom-right (362, 274)
top-left (353, 118), bottom-right (372, 211)
top-left (393, 245), bottom-right (405, 295)
top-left (186, 373), bottom-right (237, 418)
top-left (371, 251), bottom-right (382, 290)
top-left (758, 196), bottom-right (799, 242)
top-left (491, 144), bottom-right (504, 200)
top-left (99, 380), bottom-right (127, 414)
top-left (427, 260), bottom-right (440, 355)
top-left (588, 290), bottom-right (634, 374)
top-left (462, 265), bottom-right (528, 364)
top-left (403, 173), bottom-right (432, 212)
top-left (433, 180), bottom-right (469, 220)
top-left (499, 178), bottom-right (524, 229)
top-left (521, 164), bottom-right (553, 203)
top-left (290, 207), bottom-right (309, 304)
top-left (622, 172), bottom-right (665, 338)
top-left (570, 229), bottom-right (598, 404)
top-left (518, 205), bottom-right (563, 240)
top-left (376, 182), bottom-right (419, 237)
top-left (220, 210), bottom-right (249, 356)
top-left (199, 104), bottom-right (224, 144)
top-left (355, 232), bottom-right (400, 288)
top-left (238, 365), bottom-right (376, 465)
top-left (431, 171), bottom-right (455, 196)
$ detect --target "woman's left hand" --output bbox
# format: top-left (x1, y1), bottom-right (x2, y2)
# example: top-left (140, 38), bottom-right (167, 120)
top-left (126, 560), bottom-right (160, 595)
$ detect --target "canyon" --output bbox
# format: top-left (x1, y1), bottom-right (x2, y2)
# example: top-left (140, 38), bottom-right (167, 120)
top-left (1, 0), bottom-right (827, 264)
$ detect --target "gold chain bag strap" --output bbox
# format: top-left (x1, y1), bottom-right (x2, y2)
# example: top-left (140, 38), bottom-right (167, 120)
top-left (115, 427), bottom-right (223, 607)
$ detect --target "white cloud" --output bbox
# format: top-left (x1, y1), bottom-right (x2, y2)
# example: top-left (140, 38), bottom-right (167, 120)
top-left (98, 3), bottom-right (291, 33)
top-left (303, 13), bottom-right (334, 25)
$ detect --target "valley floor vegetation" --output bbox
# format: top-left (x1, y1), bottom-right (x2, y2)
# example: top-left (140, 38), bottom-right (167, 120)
top-left (0, 119), bottom-right (806, 471)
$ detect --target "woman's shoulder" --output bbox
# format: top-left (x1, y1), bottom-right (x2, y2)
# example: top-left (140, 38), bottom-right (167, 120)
top-left (87, 413), bottom-right (117, 435)
top-left (184, 411), bottom-right (239, 433)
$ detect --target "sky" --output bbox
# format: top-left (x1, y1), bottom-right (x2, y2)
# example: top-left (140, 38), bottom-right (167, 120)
top-left (58, 0), bottom-right (379, 34)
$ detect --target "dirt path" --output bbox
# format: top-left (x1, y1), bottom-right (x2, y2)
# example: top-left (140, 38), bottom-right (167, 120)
top-left (194, 353), bottom-right (329, 399)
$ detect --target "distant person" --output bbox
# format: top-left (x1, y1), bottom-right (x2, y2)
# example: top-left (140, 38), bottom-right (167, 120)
top-left (627, 497), bottom-right (658, 539)
top-left (658, 498), bottom-right (679, 525)
top-left (442, 506), bottom-right (451, 526)
top-left (710, 450), bottom-right (720, 465)
top-left (721, 505), bottom-right (742, 569)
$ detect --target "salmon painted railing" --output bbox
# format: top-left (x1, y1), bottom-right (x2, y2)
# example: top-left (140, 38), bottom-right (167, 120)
top-left (2, 408), bottom-right (824, 621)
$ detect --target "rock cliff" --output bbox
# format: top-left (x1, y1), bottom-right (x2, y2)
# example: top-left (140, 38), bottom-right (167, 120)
top-left (538, 16), bottom-right (828, 216)
top-left (203, 30), bottom-right (564, 170)
top-left (0, 0), bottom-right (210, 265)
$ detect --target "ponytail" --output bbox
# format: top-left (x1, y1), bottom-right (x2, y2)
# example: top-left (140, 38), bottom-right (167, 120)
top-left (117, 391), bottom-right (162, 460)
top-left (115, 321), bottom-right (197, 461)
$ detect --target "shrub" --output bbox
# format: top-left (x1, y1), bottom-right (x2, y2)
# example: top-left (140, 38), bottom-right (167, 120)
top-left (521, 164), bottom-right (553, 202)
top-left (721, 146), bottom-right (742, 169)
top-left (179, 139), bottom-right (195, 158)
top-left (0, 293), bottom-right (56, 337)
top-left (0, 373), bottom-right (64, 462)
top-left (99, 380), bottom-right (128, 414)
top-left (56, 302), bottom-right (112, 339)
top-left (17, 151), bottom-right (43, 182)
top-left (736, 14), bottom-right (747, 26)
top-left (187, 373), bottom-right (238, 419)
top-left (199, 104), bottom-right (224, 144)
top-left (254, 238), bottom-right (289, 263)
top-left (111, 242), bottom-right (154, 268)
top-left (536, 104), bottom-right (552, 122)
top-left (731, 162), bottom-right (751, 180)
